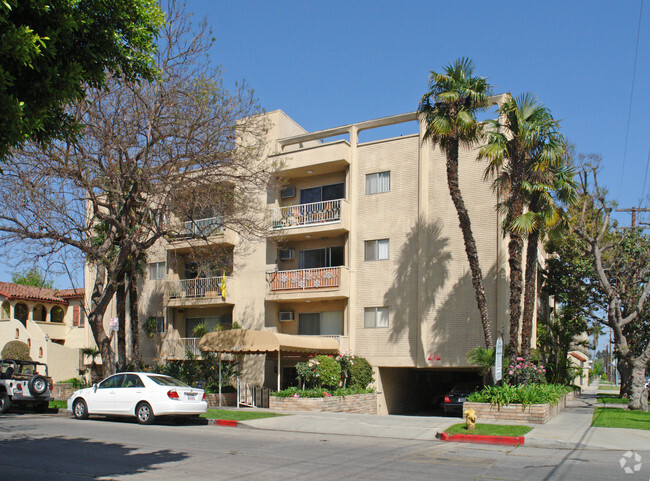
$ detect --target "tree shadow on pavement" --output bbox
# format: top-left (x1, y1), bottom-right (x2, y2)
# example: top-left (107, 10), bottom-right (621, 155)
top-left (0, 435), bottom-right (189, 480)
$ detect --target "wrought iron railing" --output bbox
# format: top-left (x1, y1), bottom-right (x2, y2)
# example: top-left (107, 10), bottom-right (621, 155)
top-left (177, 216), bottom-right (223, 237)
top-left (270, 199), bottom-right (342, 229)
top-left (166, 276), bottom-right (226, 299)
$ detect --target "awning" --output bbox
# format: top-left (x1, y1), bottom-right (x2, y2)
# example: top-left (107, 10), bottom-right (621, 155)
top-left (199, 329), bottom-right (340, 355)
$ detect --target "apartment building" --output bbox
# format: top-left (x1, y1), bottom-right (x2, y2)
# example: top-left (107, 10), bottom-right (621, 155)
top-left (97, 107), bottom-right (517, 414)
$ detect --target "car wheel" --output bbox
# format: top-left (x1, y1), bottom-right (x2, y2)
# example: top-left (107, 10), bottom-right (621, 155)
top-left (0, 391), bottom-right (11, 414)
top-left (34, 401), bottom-right (49, 413)
top-left (73, 399), bottom-right (89, 420)
top-left (28, 375), bottom-right (48, 396)
top-left (136, 402), bottom-right (155, 425)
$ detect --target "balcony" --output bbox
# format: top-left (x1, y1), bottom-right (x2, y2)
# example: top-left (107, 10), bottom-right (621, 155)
top-left (161, 337), bottom-right (201, 360)
top-left (269, 199), bottom-right (349, 239)
top-left (270, 140), bottom-right (350, 178)
top-left (167, 217), bottom-right (237, 251)
top-left (165, 276), bottom-right (232, 307)
top-left (267, 267), bottom-right (349, 301)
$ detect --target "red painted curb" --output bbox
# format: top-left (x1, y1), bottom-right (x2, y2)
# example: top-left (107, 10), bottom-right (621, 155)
top-left (439, 432), bottom-right (524, 446)
top-left (215, 419), bottom-right (239, 427)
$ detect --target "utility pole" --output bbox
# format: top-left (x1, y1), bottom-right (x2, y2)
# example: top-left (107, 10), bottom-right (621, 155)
top-left (615, 207), bottom-right (650, 229)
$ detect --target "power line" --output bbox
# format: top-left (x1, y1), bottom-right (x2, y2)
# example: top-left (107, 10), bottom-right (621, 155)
top-left (641, 145), bottom-right (650, 204)
top-left (617, 0), bottom-right (644, 200)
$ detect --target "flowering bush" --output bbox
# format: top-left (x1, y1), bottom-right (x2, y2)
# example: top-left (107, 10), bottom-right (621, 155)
top-left (295, 355), bottom-right (341, 389)
top-left (272, 386), bottom-right (375, 398)
top-left (503, 357), bottom-right (547, 386)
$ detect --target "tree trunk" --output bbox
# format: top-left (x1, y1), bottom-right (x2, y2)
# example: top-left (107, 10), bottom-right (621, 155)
top-left (521, 229), bottom-right (540, 362)
top-left (87, 263), bottom-right (118, 377)
top-left (116, 270), bottom-right (127, 371)
top-left (618, 353), bottom-right (650, 411)
top-left (444, 138), bottom-right (493, 349)
top-left (128, 265), bottom-right (140, 364)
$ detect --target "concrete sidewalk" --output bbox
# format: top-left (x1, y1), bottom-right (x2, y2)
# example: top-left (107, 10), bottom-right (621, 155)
top-left (238, 382), bottom-right (650, 450)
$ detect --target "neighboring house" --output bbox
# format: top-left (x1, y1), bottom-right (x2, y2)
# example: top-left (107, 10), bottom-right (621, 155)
top-left (569, 332), bottom-right (592, 389)
top-left (0, 282), bottom-right (91, 381)
top-left (93, 106), bottom-right (547, 414)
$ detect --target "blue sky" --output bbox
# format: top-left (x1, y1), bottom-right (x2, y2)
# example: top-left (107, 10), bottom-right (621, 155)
top-left (3, 1), bottom-right (648, 300)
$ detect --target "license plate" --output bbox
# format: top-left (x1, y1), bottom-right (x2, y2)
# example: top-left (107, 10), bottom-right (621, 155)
top-left (185, 392), bottom-right (197, 399)
top-left (458, 397), bottom-right (466, 402)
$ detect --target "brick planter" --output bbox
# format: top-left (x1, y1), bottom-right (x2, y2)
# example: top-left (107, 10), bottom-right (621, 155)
top-left (270, 393), bottom-right (377, 414)
top-left (205, 392), bottom-right (237, 408)
top-left (463, 393), bottom-right (573, 424)
top-left (53, 383), bottom-right (77, 401)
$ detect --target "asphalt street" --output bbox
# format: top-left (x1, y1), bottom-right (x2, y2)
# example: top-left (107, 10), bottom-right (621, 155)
top-left (1, 413), bottom-right (649, 481)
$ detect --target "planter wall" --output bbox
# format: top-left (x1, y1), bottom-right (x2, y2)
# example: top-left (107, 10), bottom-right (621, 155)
top-left (270, 393), bottom-right (377, 415)
top-left (205, 392), bottom-right (237, 408)
top-left (53, 383), bottom-right (77, 400)
top-left (463, 393), bottom-right (573, 424)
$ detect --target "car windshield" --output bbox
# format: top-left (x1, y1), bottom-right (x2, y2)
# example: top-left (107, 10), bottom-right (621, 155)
top-left (146, 375), bottom-right (190, 387)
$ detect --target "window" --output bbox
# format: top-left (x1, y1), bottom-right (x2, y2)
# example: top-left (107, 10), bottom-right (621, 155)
top-left (364, 239), bottom-right (389, 261)
top-left (298, 246), bottom-right (344, 269)
top-left (79, 308), bottom-right (85, 327)
top-left (149, 262), bottom-right (165, 280)
top-left (364, 307), bottom-right (389, 328)
top-left (99, 374), bottom-right (125, 389)
top-left (366, 171), bottom-right (390, 194)
top-left (154, 316), bottom-right (165, 334)
top-left (50, 306), bottom-right (64, 323)
top-left (300, 183), bottom-right (345, 204)
top-left (298, 311), bottom-right (343, 336)
top-left (122, 374), bottom-right (145, 388)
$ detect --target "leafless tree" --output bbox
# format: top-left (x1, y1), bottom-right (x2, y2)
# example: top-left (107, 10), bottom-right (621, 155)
top-left (0, 1), bottom-right (274, 376)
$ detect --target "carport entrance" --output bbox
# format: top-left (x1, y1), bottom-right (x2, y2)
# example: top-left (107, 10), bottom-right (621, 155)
top-left (378, 367), bottom-right (482, 415)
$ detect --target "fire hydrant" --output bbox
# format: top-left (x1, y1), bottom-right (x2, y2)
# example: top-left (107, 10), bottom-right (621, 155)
top-left (464, 407), bottom-right (477, 431)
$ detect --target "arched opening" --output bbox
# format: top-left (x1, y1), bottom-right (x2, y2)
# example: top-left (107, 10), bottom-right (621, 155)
top-left (14, 303), bottom-right (28, 326)
top-left (33, 304), bottom-right (46, 322)
top-left (50, 306), bottom-right (64, 323)
top-left (2, 301), bottom-right (10, 319)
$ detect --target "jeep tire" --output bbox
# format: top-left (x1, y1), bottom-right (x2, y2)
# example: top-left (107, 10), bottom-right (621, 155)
top-left (28, 375), bottom-right (47, 396)
top-left (0, 391), bottom-right (11, 414)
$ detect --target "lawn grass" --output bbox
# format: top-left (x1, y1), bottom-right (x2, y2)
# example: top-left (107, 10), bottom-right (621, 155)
top-left (444, 423), bottom-right (532, 437)
top-left (201, 409), bottom-right (286, 421)
top-left (49, 400), bottom-right (67, 409)
top-left (597, 395), bottom-right (628, 404)
top-left (598, 386), bottom-right (621, 391)
top-left (592, 407), bottom-right (650, 430)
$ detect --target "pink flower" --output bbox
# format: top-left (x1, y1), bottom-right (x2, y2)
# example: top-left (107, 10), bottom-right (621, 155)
top-left (509, 370), bottom-right (514, 375)
top-left (516, 357), bottom-right (524, 361)
top-left (292, 393), bottom-right (300, 398)
top-left (542, 369), bottom-right (546, 373)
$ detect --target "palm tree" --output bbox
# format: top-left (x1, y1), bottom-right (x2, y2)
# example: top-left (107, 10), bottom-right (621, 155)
top-left (519, 164), bottom-right (576, 360)
top-left (81, 347), bottom-right (101, 384)
top-left (589, 322), bottom-right (605, 353)
top-left (418, 58), bottom-right (494, 349)
top-left (479, 93), bottom-right (564, 358)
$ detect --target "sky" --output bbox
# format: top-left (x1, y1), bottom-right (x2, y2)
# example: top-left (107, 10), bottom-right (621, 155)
top-left (2, 0), bottom-right (648, 309)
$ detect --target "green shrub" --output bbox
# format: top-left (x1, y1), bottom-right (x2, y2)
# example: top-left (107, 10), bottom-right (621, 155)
top-left (467, 383), bottom-right (571, 409)
top-left (1, 340), bottom-right (31, 360)
top-left (61, 377), bottom-right (88, 389)
top-left (349, 356), bottom-right (373, 389)
top-left (315, 355), bottom-right (341, 390)
top-left (503, 358), bottom-right (546, 385)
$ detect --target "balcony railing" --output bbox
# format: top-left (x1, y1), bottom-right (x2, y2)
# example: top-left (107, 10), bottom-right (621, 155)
top-left (268, 267), bottom-right (341, 291)
top-left (176, 217), bottom-right (223, 237)
top-left (166, 276), bottom-right (226, 299)
top-left (161, 337), bottom-right (201, 359)
top-left (270, 199), bottom-right (341, 230)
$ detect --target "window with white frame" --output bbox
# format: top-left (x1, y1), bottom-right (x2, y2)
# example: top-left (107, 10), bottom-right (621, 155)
top-left (148, 262), bottom-right (166, 280)
top-left (365, 171), bottom-right (390, 194)
top-left (364, 307), bottom-right (389, 328)
top-left (364, 239), bottom-right (389, 261)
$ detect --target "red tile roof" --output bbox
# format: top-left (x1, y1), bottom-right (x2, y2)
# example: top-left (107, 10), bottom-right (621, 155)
top-left (0, 282), bottom-right (84, 304)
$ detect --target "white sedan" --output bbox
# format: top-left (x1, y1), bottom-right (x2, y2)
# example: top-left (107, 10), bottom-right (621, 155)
top-left (68, 372), bottom-right (207, 424)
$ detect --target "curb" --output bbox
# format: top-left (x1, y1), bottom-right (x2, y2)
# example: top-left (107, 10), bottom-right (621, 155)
top-left (439, 432), bottom-right (525, 446)
top-left (208, 419), bottom-right (240, 427)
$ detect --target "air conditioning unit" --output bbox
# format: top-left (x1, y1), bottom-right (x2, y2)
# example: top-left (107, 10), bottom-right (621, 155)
top-left (280, 186), bottom-right (296, 199)
top-left (279, 311), bottom-right (295, 322)
top-left (279, 248), bottom-right (294, 260)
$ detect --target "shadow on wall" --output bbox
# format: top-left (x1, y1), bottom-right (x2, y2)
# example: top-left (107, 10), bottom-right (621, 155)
top-left (385, 217), bottom-right (451, 365)
top-left (0, 435), bottom-right (189, 479)
top-left (429, 264), bottom-right (504, 365)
